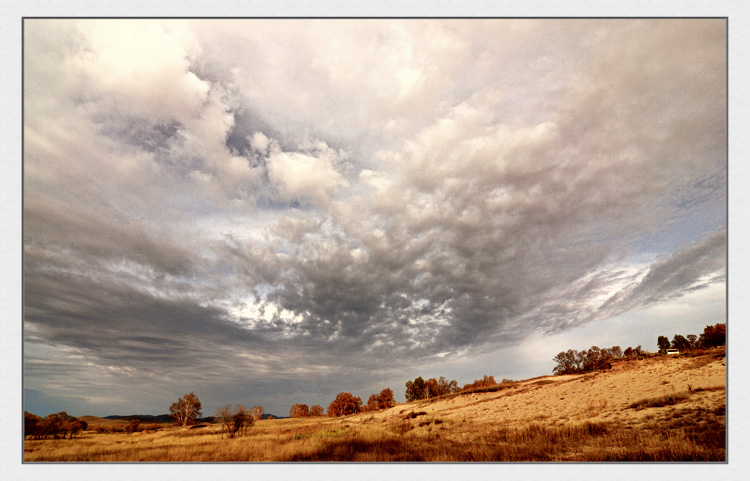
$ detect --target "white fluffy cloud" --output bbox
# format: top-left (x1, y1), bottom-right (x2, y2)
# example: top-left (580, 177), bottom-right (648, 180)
top-left (267, 141), bottom-right (348, 207)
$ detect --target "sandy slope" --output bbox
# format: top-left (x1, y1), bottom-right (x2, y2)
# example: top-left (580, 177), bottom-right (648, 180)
top-left (349, 350), bottom-right (726, 430)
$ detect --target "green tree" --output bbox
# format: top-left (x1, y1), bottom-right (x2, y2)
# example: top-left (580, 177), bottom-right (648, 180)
top-left (405, 376), bottom-right (426, 401)
top-left (438, 376), bottom-right (459, 395)
top-left (553, 349), bottom-right (578, 374)
top-left (671, 334), bottom-right (690, 352)
top-left (657, 336), bottom-right (671, 354)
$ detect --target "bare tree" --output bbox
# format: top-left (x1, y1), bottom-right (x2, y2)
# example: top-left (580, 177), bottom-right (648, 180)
top-left (251, 405), bottom-right (264, 421)
top-left (169, 392), bottom-right (202, 428)
top-left (216, 405), bottom-right (253, 438)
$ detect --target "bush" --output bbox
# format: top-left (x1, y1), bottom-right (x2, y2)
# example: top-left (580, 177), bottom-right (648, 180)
top-left (26, 412), bottom-right (88, 439)
top-left (462, 375), bottom-right (497, 391)
top-left (215, 405), bottom-right (253, 438)
top-left (126, 419), bottom-right (141, 434)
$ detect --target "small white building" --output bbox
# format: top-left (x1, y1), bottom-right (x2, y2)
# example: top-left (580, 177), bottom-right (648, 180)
top-left (666, 349), bottom-right (680, 355)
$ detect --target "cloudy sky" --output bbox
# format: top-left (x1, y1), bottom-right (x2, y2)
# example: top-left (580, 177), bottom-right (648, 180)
top-left (23, 19), bottom-right (726, 417)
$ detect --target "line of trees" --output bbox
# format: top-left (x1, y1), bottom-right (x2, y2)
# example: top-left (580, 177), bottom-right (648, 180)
top-left (289, 403), bottom-right (325, 417)
top-left (405, 376), bottom-right (460, 401)
top-left (657, 323), bottom-right (725, 354)
top-left (40, 326), bottom-right (725, 439)
top-left (24, 411), bottom-right (87, 439)
top-left (552, 345), bottom-right (626, 375)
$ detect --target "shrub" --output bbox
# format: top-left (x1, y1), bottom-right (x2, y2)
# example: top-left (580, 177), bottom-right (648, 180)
top-left (215, 405), bottom-right (253, 438)
top-left (462, 375), bottom-right (497, 391)
top-left (126, 419), bottom-right (141, 434)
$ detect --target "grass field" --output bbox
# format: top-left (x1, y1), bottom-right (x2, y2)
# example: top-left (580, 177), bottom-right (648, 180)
top-left (24, 349), bottom-right (726, 462)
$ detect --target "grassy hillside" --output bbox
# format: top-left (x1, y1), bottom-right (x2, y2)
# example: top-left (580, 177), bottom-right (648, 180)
top-left (24, 349), bottom-right (725, 462)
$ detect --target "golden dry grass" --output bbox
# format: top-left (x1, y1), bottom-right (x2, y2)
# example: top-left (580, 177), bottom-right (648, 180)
top-left (24, 349), bottom-right (726, 462)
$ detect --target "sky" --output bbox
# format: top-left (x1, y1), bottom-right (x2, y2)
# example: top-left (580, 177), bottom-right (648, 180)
top-left (22, 18), bottom-right (727, 418)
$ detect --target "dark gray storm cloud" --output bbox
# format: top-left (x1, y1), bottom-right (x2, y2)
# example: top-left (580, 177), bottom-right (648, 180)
top-left (23, 19), bottom-right (726, 415)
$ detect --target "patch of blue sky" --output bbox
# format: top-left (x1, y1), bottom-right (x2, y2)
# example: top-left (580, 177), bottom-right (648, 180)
top-left (631, 202), bottom-right (726, 259)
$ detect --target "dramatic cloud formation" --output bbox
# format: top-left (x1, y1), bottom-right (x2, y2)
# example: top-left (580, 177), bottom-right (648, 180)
top-left (23, 19), bottom-right (726, 416)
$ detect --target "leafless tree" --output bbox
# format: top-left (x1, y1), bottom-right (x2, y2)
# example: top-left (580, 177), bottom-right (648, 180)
top-left (251, 405), bottom-right (264, 421)
top-left (216, 405), bottom-right (253, 438)
top-left (169, 392), bottom-right (202, 428)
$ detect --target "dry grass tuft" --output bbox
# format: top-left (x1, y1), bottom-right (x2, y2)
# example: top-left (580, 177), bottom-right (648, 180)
top-left (628, 392), bottom-right (691, 410)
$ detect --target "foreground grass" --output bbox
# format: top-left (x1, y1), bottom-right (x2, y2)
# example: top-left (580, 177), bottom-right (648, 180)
top-left (25, 406), bottom-right (724, 462)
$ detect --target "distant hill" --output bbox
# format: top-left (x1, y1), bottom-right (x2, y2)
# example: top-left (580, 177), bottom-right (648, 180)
top-left (104, 414), bottom-right (173, 423)
top-left (99, 413), bottom-right (284, 423)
